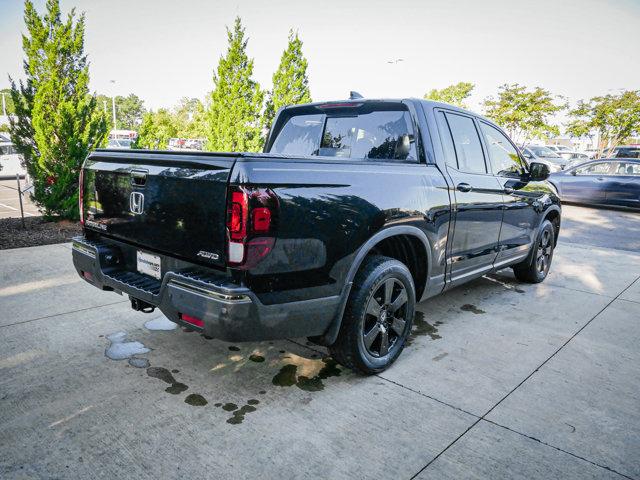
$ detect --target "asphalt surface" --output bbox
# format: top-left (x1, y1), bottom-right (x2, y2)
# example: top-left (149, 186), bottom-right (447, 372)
top-left (0, 179), bottom-right (40, 219)
top-left (561, 204), bottom-right (640, 252)
top-left (1, 208), bottom-right (639, 479)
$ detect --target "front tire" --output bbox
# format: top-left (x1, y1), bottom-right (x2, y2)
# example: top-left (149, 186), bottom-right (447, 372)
top-left (513, 220), bottom-right (555, 283)
top-left (329, 255), bottom-right (415, 375)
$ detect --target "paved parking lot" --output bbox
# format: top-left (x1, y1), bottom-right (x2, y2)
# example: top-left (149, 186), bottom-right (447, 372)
top-left (1, 209), bottom-right (639, 479)
top-left (0, 179), bottom-right (40, 219)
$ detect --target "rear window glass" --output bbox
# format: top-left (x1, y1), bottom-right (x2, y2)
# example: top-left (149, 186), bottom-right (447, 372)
top-left (270, 109), bottom-right (417, 162)
top-left (269, 114), bottom-right (325, 156)
top-left (615, 148), bottom-right (640, 159)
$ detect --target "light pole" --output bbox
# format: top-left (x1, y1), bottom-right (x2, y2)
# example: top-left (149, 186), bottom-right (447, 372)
top-left (1, 92), bottom-right (6, 117)
top-left (110, 80), bottom-right (117, 131)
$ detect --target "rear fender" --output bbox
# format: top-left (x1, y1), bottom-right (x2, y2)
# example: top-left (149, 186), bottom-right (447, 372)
top-left (315, 225), bottom-right (432, 346)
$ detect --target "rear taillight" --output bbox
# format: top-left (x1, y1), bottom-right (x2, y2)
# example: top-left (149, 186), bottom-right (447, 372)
top-left (79, 168), bottom-right (84, 225)
top-left (226, 186), bottom-right (278, 269)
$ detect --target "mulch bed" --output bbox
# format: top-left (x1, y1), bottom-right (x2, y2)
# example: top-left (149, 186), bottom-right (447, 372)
top-left (0, 216), bottom-right (82, 250)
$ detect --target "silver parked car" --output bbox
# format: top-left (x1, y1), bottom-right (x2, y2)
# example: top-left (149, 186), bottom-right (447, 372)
top-left (0, 141), bottom-right (27, 179)
top-left (521, 145), bottom-right (568, 172)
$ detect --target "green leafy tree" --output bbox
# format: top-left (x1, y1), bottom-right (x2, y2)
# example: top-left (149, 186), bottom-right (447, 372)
top-left (8, 0), bottom-right (107, 219)
top-left (174, 97), bottom-right (207, 139)
top-left (263, 30), bottom-right (312, 131)
top-left (566, 90), bottom-right (640, 156)
top-left (482, 84), bottom-right (565, 145)
top-left (96, 93), bottom-right (146, 130)
top-left (134, 109), bottom-right (179, 149)
top-left (424, 82), bottom-right (474, 108)
top-left (115, 94), bottom-right (145, 130)
top-left (206, 17), bottom-right (264, 152)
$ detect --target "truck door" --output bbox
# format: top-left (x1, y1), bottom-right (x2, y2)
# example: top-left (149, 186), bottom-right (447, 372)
top-left (478, 121), bottom-right (539, 264)
top-left (435, 111), bottom-right (504, 285)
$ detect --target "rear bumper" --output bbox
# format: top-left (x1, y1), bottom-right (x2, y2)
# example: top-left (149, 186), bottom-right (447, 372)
top-left (72, 236), bottom-right (339, 342)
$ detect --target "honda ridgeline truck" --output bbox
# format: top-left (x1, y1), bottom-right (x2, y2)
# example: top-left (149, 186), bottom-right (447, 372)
top-left (72, 98), bottom-right (561, 374)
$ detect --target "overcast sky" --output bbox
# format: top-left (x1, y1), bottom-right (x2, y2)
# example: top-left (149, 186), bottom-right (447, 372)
top-left (1, 0), bottom-right (639, 114)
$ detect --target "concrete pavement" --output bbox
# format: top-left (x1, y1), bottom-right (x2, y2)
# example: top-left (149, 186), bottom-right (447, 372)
top-left (1, 238), bottom-right (639, 478)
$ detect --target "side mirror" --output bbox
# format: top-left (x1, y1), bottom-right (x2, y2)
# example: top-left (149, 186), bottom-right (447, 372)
top-left (528, 162), bottom-right (550, 181)
top-left (571, 169), bottom-right (577, 176)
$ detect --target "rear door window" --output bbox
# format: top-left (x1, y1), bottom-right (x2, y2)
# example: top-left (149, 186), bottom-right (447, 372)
top-left (445, 113), bottom-right (487, 174)
top-left (270, 108), bottom-right (417, 162)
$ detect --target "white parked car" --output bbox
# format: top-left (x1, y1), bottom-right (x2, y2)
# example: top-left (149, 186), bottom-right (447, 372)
top-left (107, 138), bottom-right (133, 149)
top-left (546, 145), bottom-right (583, 161)
top-left (0, 141), bottom-right (27, 179)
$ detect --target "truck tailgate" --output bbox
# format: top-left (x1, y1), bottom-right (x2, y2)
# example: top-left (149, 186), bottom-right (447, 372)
top-left (82, 150), bottom-right (236, 268)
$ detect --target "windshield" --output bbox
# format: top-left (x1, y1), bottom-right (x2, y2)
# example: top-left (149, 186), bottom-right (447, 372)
top-left (528, 146), bottom-right (561, 158)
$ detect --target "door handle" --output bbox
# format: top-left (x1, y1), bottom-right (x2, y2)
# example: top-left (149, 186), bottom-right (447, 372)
top-left (456, 183), bottom-right (472, 192)
top-left (596, 177), bottom-right (604, 181)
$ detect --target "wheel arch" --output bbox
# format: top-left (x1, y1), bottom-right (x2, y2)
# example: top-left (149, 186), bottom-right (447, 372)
top-left (542, 205), bottom-right (561, 246)
top-left (315, 226), bottom-right (432, 346)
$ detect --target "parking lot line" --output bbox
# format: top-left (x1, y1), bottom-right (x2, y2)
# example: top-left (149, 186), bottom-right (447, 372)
top-left (409, 273), bottom-right (640, 480)
top-left (0, 202), bottom-right (36, 216)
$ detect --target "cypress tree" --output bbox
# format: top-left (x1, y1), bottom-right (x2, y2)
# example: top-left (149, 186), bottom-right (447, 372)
top-left (263, 30), bottom-right (312, 131)
top-left (206, 17), bottom-right (264, 152)
top-left (8, 0), bottom-right (107, 219)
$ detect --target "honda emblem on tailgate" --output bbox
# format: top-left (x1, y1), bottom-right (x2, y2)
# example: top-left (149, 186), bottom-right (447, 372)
top-left (130, 192), bottom-right (144, 214)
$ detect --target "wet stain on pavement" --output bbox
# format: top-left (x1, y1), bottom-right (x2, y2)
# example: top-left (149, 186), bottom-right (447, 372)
top-left (272, 357), bottom-right (341, 391)
top-left (227, 404), bottom-right (257, 424)
top-left (147, 366), bottom-right (175, 383)
top-left (184, 394), bottom-right (208, 406)
top-left (105, 331), bottom-right (150, 361)
top-left (228, 346), bottom-right (240, 351)
top-left (461, 304), bottom-right (486, 314)
top-left (273, 364), bottom-right (298, 387)
top-left (486, 276), bottom-right (526, 293)
top-left (128, 357), bottom-right (150, 368)
top-left (249, 354), bottom-right (265, 363)
top-left (432, 352), bottom-right (448, 362)
top-left (407, 311), bottom-right (442, 344)
top-left (165, 382), bottom-right (188, 394)
top-left (222, 403), bottom-right (238, 412)
top-left (146, 367), bottom-right (189, 395)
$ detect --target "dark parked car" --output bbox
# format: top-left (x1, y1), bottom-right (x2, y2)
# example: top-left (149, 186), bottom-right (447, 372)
top-left (72, 98), bottom-right (561, 374)
top-left (549, 159), bottom-right (640, 209)
top-left (600, 146), bottom-right (640, 159)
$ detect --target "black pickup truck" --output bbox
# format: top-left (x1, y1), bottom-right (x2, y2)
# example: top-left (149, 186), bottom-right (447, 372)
top-left (72, 98), bottom-right (561, 374)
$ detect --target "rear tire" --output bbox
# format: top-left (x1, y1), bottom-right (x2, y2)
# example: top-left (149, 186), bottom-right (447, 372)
top-left (329, 255), bottom-right (415, 375)
top-left (513, 220), bottom-right (555, 283)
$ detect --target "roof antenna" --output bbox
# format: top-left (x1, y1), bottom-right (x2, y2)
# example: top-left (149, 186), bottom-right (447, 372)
top-left (349, 91), bottom-right (364, 100)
